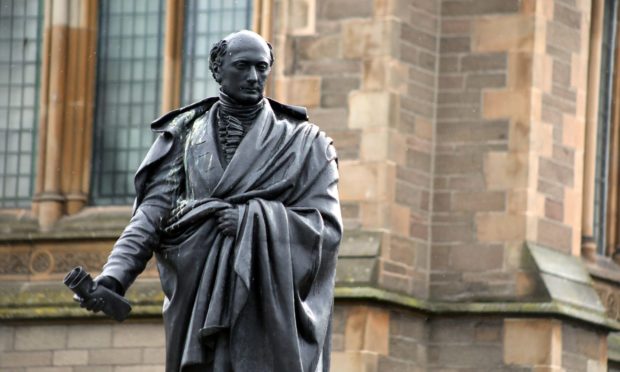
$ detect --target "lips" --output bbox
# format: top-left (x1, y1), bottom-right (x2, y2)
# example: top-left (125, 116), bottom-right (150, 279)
top-left (241, 86), bottom-right (261, 93)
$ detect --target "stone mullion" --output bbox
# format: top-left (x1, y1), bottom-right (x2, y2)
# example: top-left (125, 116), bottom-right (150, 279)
top-left (34, 0), bottom-right (99, 224)
top-left (35, 0), bottom-right (70, 229)
top-left (32, 0), bottom-right (53, 219)
top-left (78, 0), bottom-right (99, 208)
top-left (608, 6), bottom-right (620, 257)
top-left (253, 0), bottom-right (274, 95)
top-left (582, 0), bottom-right (605, 257)
top-left (161, 0), bottom-right (185, 114)
top-left (64, 0), bottom-right (98, 215)
top-left (253, 0), bottom-right (274, 42)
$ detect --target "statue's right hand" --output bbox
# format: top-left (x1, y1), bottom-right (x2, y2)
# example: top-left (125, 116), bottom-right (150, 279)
top-left (74, 294), bottom-right (105, 313)
top-left (72, 275), bottom-right (122, 313)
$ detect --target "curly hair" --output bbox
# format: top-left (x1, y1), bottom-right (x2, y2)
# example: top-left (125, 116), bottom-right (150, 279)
top-left (208, 37), bottom-right (274, 83)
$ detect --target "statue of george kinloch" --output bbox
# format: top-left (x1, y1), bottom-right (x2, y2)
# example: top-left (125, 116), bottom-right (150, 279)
top-left (74, 30), bottom-right (342, 372)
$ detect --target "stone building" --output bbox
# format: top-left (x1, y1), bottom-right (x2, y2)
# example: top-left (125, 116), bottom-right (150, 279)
top-left (2, 0), bottom-right (620, 370)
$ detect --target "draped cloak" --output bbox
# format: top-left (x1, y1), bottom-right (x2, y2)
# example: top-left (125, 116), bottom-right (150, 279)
top-left (100, 97), bottom-right (343, 372)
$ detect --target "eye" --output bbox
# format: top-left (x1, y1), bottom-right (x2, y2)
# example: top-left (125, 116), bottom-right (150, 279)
top-left (257, 63), bottom-right (269, 72)
top-left (234, 62), bottom-right (248, 69)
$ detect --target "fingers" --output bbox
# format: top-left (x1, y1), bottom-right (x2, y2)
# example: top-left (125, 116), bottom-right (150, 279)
top-left (215, 207), bottom-right (238, 236)
top-left (76, 296), bottom-right (105, 313)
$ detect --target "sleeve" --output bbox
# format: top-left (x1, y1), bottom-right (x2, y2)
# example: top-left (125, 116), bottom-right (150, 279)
top-left (99, 131), bottom-right (187, 292)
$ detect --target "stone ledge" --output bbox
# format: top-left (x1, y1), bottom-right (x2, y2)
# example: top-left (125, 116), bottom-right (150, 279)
top-left (336, 286), bottom-right (620, 330)
top-left (3, 281), bottom-right (619, 331)
top-left (527, 242), bottom-right (606, 315)
top-left (585, 254), bottom-right (620, 284)
top-left (0, 206), bottom-right (132, 242)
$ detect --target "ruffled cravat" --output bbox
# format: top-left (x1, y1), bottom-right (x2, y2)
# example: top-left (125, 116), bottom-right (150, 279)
top-left (217, 91), bottom-right (264, 165)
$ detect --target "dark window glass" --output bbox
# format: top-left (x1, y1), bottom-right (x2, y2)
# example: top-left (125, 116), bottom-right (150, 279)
top-left (594, 0), bottom-right (619, 254)
top-left (91, 0), bottom-right (165, 205)
top-left (181, 0), bottom-right (253, 105)
top-left (0, 0), bottom-right (42, 208)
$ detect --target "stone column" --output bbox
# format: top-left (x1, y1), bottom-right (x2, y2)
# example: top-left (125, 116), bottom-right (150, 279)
top-left (34, 0), bottom-right (98, 227)
top-left (35, 0), bottom-right (70, 229)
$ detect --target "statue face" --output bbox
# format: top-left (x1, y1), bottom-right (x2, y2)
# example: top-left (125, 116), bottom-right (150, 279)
top-left (218, 36), bottom-right (271, 105)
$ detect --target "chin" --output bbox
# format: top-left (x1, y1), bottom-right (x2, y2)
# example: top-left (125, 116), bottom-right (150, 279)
top-left (237, 94), bottom-right (262, 105)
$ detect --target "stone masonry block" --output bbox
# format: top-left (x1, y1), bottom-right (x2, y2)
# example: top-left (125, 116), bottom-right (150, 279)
top-left (112, 324), bottom-right (164, 348)
top-left (508, 52), bottom-right (534, 90)
top-left (390, 203), bottom-right (411, 237)
top-left (0, 326), bottom-right (14, 351)
top-left (142, 347), bottom-right (166, 365)
top-left (477, 213), bottom-right (525, 242)
top-left (319, 0), bottom-right (373, 20)
top-left (73, 367), bottom-right (113, 372)
top-left (297, 34), bottom-right (341, 61)
top-left (374, 0), bottom-right (413, 19)
top-left (442, 0), bottom-right (520, 16)
top-left (452, 191), bottom-right (506, 212)
top-left (343, 19), bottom-right (400, 59)
top-left (553, 2), bottom-right (582, 30)
top-left (24, 368), bottom-right (73, 372)
top-left (428, 344), bottom-right (504, 368)
top-left (379, 271), bottom-right (412, 293)
top-left (15, 326), bottom-right (67, 351)
top-left (562, 323), bottom-right (606, 361)
top-left (362, 58), bottom-right (408, 93)
top-left (274, 76), bottom-right (321, 108)
top-left (348, 91), bottom-right (399, 129)
top-left (436, 152), bottom-right (483, 175)
top-left (472, 15), bottom-right (534, 52)
top-left (331, 351), bottom-right (379, 372)
top-left (114, 366), bottom-right (165, 372)
top-left (344, 306), bottom-right (390, 355)
top-left (67, 325), bottom-right (112, 349)
top-left (484, 152), bottom-right (528, 189)
top-left (401, 23), bottom-right (436, 52)
top-left (442, 19), bottom-right (471, 35)
top-left (287, 0), bottom-right (315, 35)
top-left (432, 224), bottom-right (473, 243)
top-left (439, 75), bottom-right (464, 90)
top-left (562, 114), bottom-right (585, 149)
top-left (52, 350), bottom-right (88, 366)
top-left (504, 319), bottom-right (562, 367)
top-left (88, 348), bottom-right (142, 365)
top-left (536, 218), bottom-right (572, 253)
top-left (339, 161), bottom-right (390, 202)
top-left (439, 36), bottom-right (471, 54)
top-left (449, 244), bottom-right (504, 272)
top-left (548, 22), bottom-right (581, 53)
top-left (483, 89), bottom-right (530, 121)
top-left (414, 118), bottom-right (434, 143)
top-left (461, 53), bottom-right (507, 72)
top-left (1, 351), bottom-right (52, 368)
top-left (360, 202), bottom-right (390, 230)
top-left (360, 127), bottom-right (389, 162)
top-left (538, 157), bottom-right (574, 187)
top-left (466, 73), bottom-right (506, 89)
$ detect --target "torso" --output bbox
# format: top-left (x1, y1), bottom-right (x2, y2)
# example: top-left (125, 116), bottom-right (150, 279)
top-left (183, 109), bottom-right (224, 200)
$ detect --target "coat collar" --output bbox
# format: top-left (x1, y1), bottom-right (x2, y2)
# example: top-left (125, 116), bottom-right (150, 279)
top-left (150, 96), bottom-right (308, 133)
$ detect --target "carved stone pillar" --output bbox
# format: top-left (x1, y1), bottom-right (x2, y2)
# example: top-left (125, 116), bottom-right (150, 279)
top-left (34, 0), bottom-right (98, 228)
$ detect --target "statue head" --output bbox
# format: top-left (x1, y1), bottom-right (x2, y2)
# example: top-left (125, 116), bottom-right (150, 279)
top-left (209, 30), bottom-right (274, 105)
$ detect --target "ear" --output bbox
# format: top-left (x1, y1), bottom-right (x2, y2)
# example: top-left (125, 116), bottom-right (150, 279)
top-left (213, 67), bottom-right (222, 83)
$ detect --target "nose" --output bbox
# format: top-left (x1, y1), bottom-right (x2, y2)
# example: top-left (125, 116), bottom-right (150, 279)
top-left (247, 66), bottom-right (258, 83)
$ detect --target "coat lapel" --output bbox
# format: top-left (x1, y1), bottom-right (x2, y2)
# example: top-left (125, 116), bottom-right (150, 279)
top-left (211, 100), bottom-right (277, 197)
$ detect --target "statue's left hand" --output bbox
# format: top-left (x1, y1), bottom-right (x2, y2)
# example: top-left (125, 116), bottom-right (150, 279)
top-left (215, 206), bottom-right (239, 237)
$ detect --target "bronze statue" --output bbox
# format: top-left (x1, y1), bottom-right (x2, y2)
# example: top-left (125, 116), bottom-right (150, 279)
top-left (74, 30), bottom-right (342, 372)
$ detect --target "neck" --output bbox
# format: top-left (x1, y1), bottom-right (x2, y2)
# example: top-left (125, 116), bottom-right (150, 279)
top-left (218, 91), bottom-right (264, 124)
